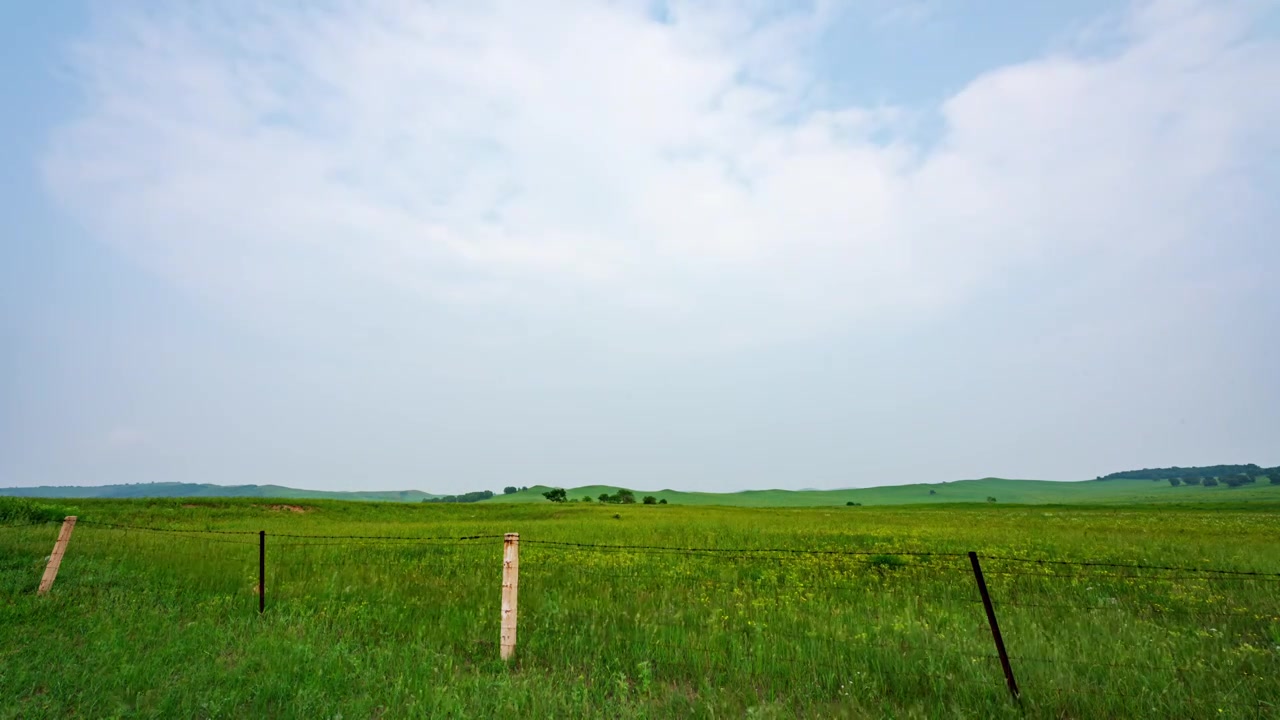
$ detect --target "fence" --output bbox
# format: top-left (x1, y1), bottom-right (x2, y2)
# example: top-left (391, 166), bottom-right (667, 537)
top-left (3, 516), bottom-right (1279, 716)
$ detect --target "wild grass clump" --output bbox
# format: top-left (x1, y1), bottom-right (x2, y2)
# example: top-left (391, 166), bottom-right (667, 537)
top-left (0, 496), bottom-right (70, 524)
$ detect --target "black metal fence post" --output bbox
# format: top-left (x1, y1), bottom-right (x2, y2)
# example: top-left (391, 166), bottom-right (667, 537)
top-left (257, 527), bottom-right (264, 609)
top-left (969, 551), bottom-right (1019, 701)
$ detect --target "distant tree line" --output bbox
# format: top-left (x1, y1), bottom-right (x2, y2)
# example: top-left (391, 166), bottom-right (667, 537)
top-left (1159, 469), bottom-right (1279, 488)
top-left (1098, 465), bottom-right (1262, 481)
top-left (423, 490), bottom-right (494, 503)
top-left (541, 488), bottom-right (668, 505)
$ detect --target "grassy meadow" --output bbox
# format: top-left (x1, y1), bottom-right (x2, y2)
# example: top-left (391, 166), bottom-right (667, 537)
top-left (1, 497), bottom-right (1278, 718)
top-left (490, 477), bottom-right (1280, 506)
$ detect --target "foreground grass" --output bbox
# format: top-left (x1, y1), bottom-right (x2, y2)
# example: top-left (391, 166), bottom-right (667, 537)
top-left (2, 499), bottom-right (1278, 718)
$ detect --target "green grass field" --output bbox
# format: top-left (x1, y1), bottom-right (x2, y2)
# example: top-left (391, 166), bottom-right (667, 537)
top-left (2, 497), bottom-right (1278, 718)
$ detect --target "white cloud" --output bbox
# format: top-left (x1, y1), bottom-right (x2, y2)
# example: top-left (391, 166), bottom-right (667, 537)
top-left (43, 0), bottom-right (1280, 351)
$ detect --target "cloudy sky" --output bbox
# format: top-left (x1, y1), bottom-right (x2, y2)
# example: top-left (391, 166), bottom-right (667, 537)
top-left (3, 0), bottom-right (1278, 493)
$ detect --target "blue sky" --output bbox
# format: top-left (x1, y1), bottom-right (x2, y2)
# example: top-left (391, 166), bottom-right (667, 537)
top-left (3, 0), bottom-right (1278, 493)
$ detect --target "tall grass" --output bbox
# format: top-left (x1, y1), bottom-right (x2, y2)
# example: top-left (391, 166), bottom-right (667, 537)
top-left (0, 497), bottom-right (72, 525)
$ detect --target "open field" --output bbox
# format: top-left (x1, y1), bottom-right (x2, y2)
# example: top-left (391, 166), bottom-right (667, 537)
top-left (2, 497), bottom-right (1279, 718)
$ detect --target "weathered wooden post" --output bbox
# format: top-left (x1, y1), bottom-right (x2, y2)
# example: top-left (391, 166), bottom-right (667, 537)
top-left (501, 533), bottom-right (519, 661)
top-left (37, 516), bottom-right (77, 595)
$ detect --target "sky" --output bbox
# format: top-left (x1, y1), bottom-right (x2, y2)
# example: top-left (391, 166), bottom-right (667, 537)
top-left (2, 0), bottom-right (1278, 494)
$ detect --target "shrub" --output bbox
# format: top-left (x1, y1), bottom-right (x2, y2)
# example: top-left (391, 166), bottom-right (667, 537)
top-left (986, 496), bottom-right (997, 503)
top-left (503, 486), bottom-right (518, 495)
top-left (542, 488), bottom-right (567, 503)
top-left (846, 501), bottom-right (862, 506)
top-left (1203, 476), bottom-right (1219, 487)
top-left (598, 489), bottom-right (638, 505)
top-left (581, 496), bottom-right (594, 502)
top-left (642, 496), bottom-right (657, 505)
top-left (1168, 478), bottom-right (1182, 487)
top-left (1182, 476), bottom-right (1201, 486)
top-left (0, 497), bottom-right (68, 524)
top-left (658, 499), bottom-right (668, 505)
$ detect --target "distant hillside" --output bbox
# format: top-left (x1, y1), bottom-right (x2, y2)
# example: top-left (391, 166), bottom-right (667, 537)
top-left (0, 482), bottom-right (438, 503)
top-left (6, 472), bottom-right (1279, 507)
top-left (488, 476), bottom-right (1280, 507)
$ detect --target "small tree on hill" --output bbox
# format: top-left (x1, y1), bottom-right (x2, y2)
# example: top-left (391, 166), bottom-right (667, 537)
top-left (542, 488), bottom-right (567, 502)
top-left (581, 495), bottom-right (594, 502)
top-left (928, 489), bottom-right (936, 495)
top-left (503, 486), bottom-right (518, 495)
top-left (658, 498), bottom-right (668, 504)
top-left (986, 496), bottom-right (997, 503)
top-left (617, 489), bottom-right (637, 504)
top-left (642, 495), bottom-right (657, 505)
top-left (1168, 477), bottom-right (1182, 487)
top-left (599, 493), bottom-right (612, 503)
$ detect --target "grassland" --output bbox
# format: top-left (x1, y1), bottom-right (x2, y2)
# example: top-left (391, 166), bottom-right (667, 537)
top-left (2, 497), bottom-right (1278, 718)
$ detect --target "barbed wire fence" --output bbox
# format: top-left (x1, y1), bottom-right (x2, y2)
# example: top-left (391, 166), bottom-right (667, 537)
top-left (2, 516), bottom-right (1278, 714)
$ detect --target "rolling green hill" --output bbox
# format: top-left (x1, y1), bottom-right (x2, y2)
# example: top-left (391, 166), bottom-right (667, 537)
top-left (6, 476), bottom-right (1277, 507)
top-left (487, 477), bottom-right (1280, 507)
top-left (0, 482), bottom-right (438, 503)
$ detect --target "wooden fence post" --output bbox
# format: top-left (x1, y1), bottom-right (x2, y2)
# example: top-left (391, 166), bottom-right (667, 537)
top-left (37, 516), bottom-right (78, 595)
top-left (969, 551), bottom-right (1020, 702)
top-left (501, 533), bottom-right (519, 661)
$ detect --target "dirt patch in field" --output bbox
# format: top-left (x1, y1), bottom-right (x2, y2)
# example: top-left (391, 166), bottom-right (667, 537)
top-left (266, 504), bottom-right (311, 513)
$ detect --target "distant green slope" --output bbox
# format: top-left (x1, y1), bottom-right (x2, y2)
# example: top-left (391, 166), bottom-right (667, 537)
top-left (7, 477), bottom-right (1277, 507)
top-left (0, 482), bottom-right (438, 503)
top-left (487, 478), bottom-right (1280, 507)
